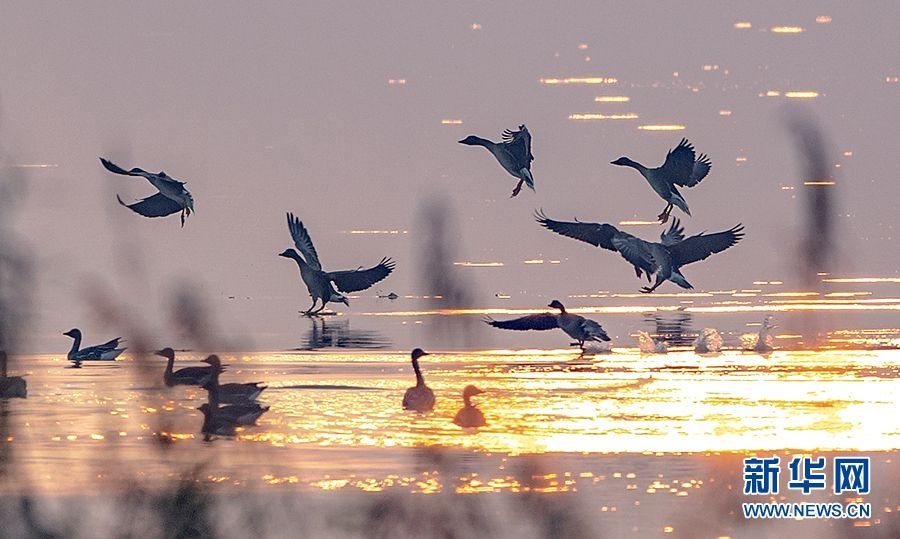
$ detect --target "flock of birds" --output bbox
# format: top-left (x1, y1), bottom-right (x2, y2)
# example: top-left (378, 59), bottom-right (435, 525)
top-left (0, 131), bottom-right (751, 433)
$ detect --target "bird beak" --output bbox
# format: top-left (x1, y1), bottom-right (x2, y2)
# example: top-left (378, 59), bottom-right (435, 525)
top-left (153, 350), bottom-right (166, 357)
top-left (457, 139), bottom-right (465, 144)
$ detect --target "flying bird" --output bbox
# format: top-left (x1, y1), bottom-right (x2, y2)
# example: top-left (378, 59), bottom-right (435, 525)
top-left (279, 212), bottom-right (395, 315)
top-left (452, 385), bottom-right (486, 428)
top-left (610, 138), bottom-right (711, 223)
top-left (536, 211), bottom-right (743, 293)
top-left (100, 158), bottom-right (195, 226)
top-left (63, 328), bottom-right (126, 367)
top-left (402, 348), bottom-right (435, 413)
top-left (459, 124), bottom-right (534, 197)
top-left (485, 300), bottom-right (611, 348)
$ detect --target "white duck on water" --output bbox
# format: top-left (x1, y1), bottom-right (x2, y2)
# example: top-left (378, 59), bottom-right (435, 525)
top-left (610, 138), bottom-right (711, 223)
top-left (402, 348), bottom-right (435, 413)
top-left (280, 212), bottom-right (395, 315)
top-left (485, 300), bottom-right (611, 349)
top-left (459, 124), bottom-right (534, 197)
top-left (536, 212), bottom-right (743, 294)
top-left (63, 329), bottom-right (125, 367)
top-left (100, 158), bottom-right (195, 227)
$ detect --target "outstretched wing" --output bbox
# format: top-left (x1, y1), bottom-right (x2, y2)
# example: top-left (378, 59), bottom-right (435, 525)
top-left (611, 234), bottom-right (658, 275)
top-left (117, 193), bottom-right (182, 217)
top-left (684, 153), bottom-right (711, 187)
top-left (100, 157), bottom-right (155, 179)
top-left (661, 139), bottom-right (700, 187)
top-left (501, 124), bottom-right (534, 165)
top-left (535, 210), bottom-right (618, 251)
top-left (286, 213), bottom-right (322, 271)
top-left (328, 258), bottom-right (395, 293)
top-left (670, 224), bottom-right (744, 266)
top-left (484, 313), bottom-right (559, 331)
top-left (660, 218), bottom-right (686, 246)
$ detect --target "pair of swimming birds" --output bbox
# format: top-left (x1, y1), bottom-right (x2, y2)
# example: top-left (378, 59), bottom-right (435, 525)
top-left (460, 126), bottom-right (708, 224)
top-left (402, 348), bottom-right (487, 428)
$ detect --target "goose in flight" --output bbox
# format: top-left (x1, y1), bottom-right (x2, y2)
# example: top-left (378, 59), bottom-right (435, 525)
top-left (459, 124), bottom-right (534, 197)
top-left (536, 211), bottom-right (743, 293)
top-left (279, 212), bottom-right (395, 315)
top-left (452, 385), bottom-right (486, 428)
top-left (100, 158), bottom-right (195, 227)
top-left (63, 329), bottom-right (126, 367)
top-left (155, 348), bottom-right (217, 387)
top-left (402, 348), bottom-right (435, 413)
top-left (485, 300), bottom-right (611, 348)
top-left (202, 355), bottom-right (266, 403)
top-left (610, 139), bottom-right (711, 223)
top-left (0, 351), bottom-right (27, 398)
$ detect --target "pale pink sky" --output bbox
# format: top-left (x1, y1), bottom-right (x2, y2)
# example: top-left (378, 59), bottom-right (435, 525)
top-left (1, 1), bottom-right (898, 351)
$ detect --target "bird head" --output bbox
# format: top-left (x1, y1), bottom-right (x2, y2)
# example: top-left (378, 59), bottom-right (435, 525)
top-left (154, 347), bottom-right (175, 360)
top-left (610, 157), bottom-right (632, 167)
top-left (411, 348), bottom-right (429, 361)
top-left (63, 328), bottom-right (81, 339)
top-left (547, 300), bottom-right (565, 311)
top-left (278, 248), bottom-right (298, 259)
top-left (202, 355), bottom-right (222, 368)
top-left (462, 385), bottom-right (484, 399)
top-left (458, 135), bottom-right (481, 146)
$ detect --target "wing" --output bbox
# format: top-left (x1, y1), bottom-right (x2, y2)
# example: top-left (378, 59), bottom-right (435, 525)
top-left (535, 210), bottom-right (618, 251)
top-left (117, 193), bottom-right (183, 217)
top-left (97, 337), bottom-right (123, 350)
top-left (670, 224), bottom-right (744, 266)
top-left (660, 218), bottom-right (685, 246)
top-left (661, 139), bottom-right (697, 186)
top-left (484, 313), bottom-right (559, 331)
top-left (684, 153), bottom-right (711, 187)
top-left (611, 235), bottom-right (658, 274)
top-left (286, 213), bottom-right (322, 271)
top-left (100, 158), bottom-right (143, 177)
top-left (328, 258), bottom-right (395, 293)
top-left (501, 125), bottom-right (534, 165)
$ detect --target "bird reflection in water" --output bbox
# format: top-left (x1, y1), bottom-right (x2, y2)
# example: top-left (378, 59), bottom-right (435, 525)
top-left (299, 317), bottom-right (390, 350)
top-left (644, 311), bottom-right (694, 348)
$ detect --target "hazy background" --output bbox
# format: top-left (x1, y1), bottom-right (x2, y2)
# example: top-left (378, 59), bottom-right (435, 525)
top-left (1, 1), bottom-right (898, 352)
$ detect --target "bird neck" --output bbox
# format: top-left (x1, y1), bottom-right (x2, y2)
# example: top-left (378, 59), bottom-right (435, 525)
top-left (468, 137), bottom-right (495, 150)
top-left (1, 355), bottom-right (6, 379)
top-left (555, 305), bottom-right (567, 314)
top-left (463, 394), bottom-right (473, 407)
top-left (164, 356), bottom-right (174, 375)
top-left (412, 358), bottom-right (425, 386)
top-left (206, 370), bottom-right (220, 407)
top-left (621, 158), bottom-right (646, 172)
top-left (68, 335), bottom-right (82, 355)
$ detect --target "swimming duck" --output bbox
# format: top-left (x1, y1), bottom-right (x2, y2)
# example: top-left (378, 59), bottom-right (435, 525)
top-left (63, 328), bottom-right (126, 367)
top-left (402, 348), bottom-right (435, 413)
top-left (693, 328), bottom-right (723, 353)
top-left (280, 212), bottom-right (395, 315)
top-left (203, 380), bottom-right (269, 425)
top-left (610, 138), bottom-right (711, 223)
top-left (452, 385), bottom-right (486, 428)
top-left (459, 124), bottom-right (534, 197)
top-left (536, 211), bottom-right (743, 293)
top-left (0, 351), bottom-right (26, 398)
top-left (100, 158), bottom-right (195, 227)
top-left (485, 300), bottom-right (611, 348)
top-left (637, 331), bottom-right (668, 354)
top-left (201, 355), bottom-right (266, 403)
top-left (742, 315), bottom-right (777, 353)
top-left (155, 348), bottom-right (217, 387)
top-left (197, 403), bottom-right (238, 438)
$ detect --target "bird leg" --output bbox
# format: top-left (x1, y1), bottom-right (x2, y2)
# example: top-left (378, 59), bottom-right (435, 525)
top-left (181, 209), bottom-right (186, 227)
top-left (303, 298), bottom-right (318, 316)
top-left (657, 203), bottom-right (673, 223)
top-left (640, 281), bottom-right (663, 294)
top-left (510, 179), bottom-right (524, 198)
top-left (634, 266), bottom-right (642, 279)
